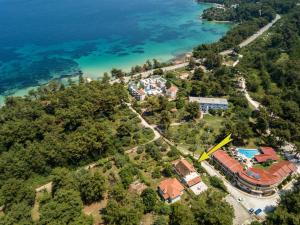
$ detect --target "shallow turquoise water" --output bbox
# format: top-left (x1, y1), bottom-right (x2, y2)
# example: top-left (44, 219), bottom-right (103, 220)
top-left (237, 148), bottom-right (260, 159)
top-left (0, 0), bottom-right (231, 105)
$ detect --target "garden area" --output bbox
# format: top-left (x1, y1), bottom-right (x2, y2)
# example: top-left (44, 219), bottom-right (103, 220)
top-left (166, 115), bottom-right (225, 156)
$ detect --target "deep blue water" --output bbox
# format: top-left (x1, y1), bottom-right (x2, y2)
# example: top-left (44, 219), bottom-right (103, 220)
top-left (0, 0), bottom-right (231, 104)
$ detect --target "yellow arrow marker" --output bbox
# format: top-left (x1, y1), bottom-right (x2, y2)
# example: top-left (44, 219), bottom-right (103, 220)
top-left (199, 134), bottom-right (233, 162)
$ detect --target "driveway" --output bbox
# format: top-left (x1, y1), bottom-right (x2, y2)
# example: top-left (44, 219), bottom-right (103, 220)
top-left (190, 182), bottom-right (208, 195)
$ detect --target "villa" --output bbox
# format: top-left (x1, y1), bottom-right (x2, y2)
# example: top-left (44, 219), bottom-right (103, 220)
top-left (173, 159), bottom-right (201, 187)
top-left (189, 97), bottom-right (228, 113)
top-left (128, 84), bottom-right (146, 101)
top-left (166, 86), bottom-right (178, 99)
top-left (212, 149), bottom-right (297, 196)
top-left (173, 159), bottom-right (207, 195)
top-left (129, 75), bottom-right (178, 101)
top-left (158, 178), bottom-right (184, 203)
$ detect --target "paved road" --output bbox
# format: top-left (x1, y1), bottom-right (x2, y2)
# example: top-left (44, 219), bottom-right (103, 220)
top-left (110, 62), bottom-right (189, 84)
top-left (239, 14), bottom-right (281, 48)
top-left (220, 14), bottom-right (281, 55)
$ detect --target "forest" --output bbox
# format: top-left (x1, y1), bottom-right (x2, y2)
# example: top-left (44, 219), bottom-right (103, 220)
top-left (238, 7), bottom-right (300, 153)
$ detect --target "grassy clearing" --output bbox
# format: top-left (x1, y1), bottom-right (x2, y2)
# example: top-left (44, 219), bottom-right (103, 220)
top-left (83, 192), bottom-right (108, 224)
top-left (167, 115), bottom-right (225, 153)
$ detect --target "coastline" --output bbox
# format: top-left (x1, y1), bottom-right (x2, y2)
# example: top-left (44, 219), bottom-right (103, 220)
top-left (0, 2), bottom-right (232, 107)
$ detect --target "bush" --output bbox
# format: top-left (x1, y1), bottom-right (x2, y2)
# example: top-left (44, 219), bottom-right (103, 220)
top-left (162, 164), bottom-right (174, 177)
top-left (119, 165), bottom-right (139, 188)
top-left (137, 146), bottom-right (144, 154)
top-left (105, 162), bottom-right (113, 170)
top-left (209, 176), bottom-right (227, 192)
top-left (114, 154), bottom-right (129, 168)
top-left (152, 168), bottom-right (161, 179)
top-left (154, 202), bottom-right (171, 215)
top-left (167, 146), bottom-right (180, 158)
top-left (141, 188), bottom-right (158, 213)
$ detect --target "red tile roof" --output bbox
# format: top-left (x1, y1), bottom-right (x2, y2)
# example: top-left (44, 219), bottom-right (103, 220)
top-left (254, 154), bottom-right (279, 163)
top-left (260, 147), bottom-right (277, 156)
top-left (187, 176), bottom-right (201, 187)
top-left (137, 88), bottom-right (145, 95)
top-left (239, 168), bottom-right (280, 186)
top-left (239, 161), bottom-right (297, 186)
top-left (213, 149), bottom-right (297, 187)
top-left (213, 150), bottom-right (244, 173)
top-left (158, 178), bottom-right (184, 200)
top-left (173, 159), bottom-right (195, 177)
top-left (167, 86), bottom-right (178, 93)
top-left (268, 161), bottom-right (297, 180)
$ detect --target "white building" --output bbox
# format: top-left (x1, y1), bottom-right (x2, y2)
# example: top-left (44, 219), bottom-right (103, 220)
top-left (189, 96), bottom-right (228, 113)
top-left (129, 76), bottom-right (178, 100)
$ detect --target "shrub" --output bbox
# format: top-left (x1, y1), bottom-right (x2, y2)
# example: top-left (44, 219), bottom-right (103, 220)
top-left (209, 176), bottom-right (227, 192)
top-left (137, 146), bottom-right (145, 154)
top-left (152, 168), bottom-right (161, 179)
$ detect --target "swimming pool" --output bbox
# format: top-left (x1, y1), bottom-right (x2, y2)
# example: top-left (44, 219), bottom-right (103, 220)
top-left (237, 148), bottom-right (260, 159)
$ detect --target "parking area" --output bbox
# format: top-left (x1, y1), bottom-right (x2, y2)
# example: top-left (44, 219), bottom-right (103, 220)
top-left (190, 182), bottom-right (208, 195)
top-left (225, 195), bottom-right (253, 225)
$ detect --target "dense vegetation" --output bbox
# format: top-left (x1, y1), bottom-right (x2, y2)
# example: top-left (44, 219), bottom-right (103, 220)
top-left (202, 0), bottom-right (275, 22)
top-left (238, 7), bottom-right (300, 150)
top-left (0, 79), bottom-right (155, 220)
top-left (264, 178), bottom-right (300, 225)
top-left (195, 0), bottom-right (297, 53)
top-left (0, 80), bottom-right (155, 184)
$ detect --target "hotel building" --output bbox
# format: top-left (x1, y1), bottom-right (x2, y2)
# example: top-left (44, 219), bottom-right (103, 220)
top-left (212, 150), bottom-right (297, 196)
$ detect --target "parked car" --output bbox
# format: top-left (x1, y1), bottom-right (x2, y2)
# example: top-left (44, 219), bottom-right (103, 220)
top-left (249, 208), bottom-right (255, 214)
top-left (254, 208), bottom-right (262, 215)
top-left (238, 197), bottom-right (243, 202)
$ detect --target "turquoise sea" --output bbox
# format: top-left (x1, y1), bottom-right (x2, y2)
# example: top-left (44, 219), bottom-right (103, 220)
top-left (0, 0), bottom-right (231, 105)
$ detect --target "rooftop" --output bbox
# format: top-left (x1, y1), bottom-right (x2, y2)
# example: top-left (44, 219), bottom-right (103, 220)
top-left (254, 147), bottom-right (279, 163)
top-left (173, 159), bottom-right (196, 177)
top-left (158, 178), bottom-right (184, 200)
top-left (260, 147), bottom-right (277, 156)
top-left (213, 149), bottom-right (297, 187)
top-left (167, 86), bottom-right (178, 93)
top-left (268, 160), bottom-right (297, 179)
top-left (239, 167), bottom-right (280, 186)
top-left (187, 176), bottom-right (201, 187)
top-left (213, 150), bottom-right (244, 173)
top-left (189, 97), bottom-right (228, 105)
top-left (254, 154), bottom-right (279, 163)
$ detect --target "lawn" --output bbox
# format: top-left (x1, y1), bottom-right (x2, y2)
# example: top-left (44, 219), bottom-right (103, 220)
top-left (252, 163), bottom-right (272, 170)
top-left (167, 115), bottom-right (225, 154)
top-left (202, 114), bottom-right (225, 134)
